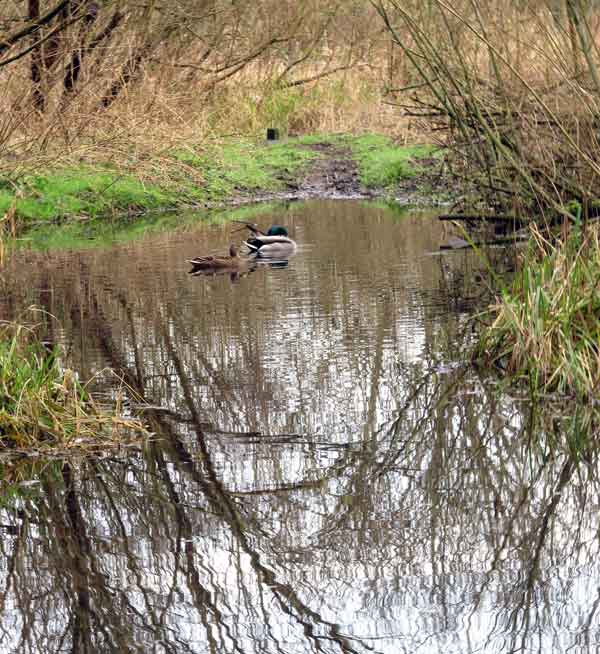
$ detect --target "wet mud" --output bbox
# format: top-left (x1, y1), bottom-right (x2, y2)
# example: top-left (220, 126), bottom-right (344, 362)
top-left (221, 141), bottom-right (447, 207)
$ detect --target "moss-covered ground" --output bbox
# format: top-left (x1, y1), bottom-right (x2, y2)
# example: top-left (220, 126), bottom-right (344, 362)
top-left (344, 135), bottom-right (438, 188)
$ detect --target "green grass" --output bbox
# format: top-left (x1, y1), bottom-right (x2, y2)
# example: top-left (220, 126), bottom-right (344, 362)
top-left (0, 135), bottom-right (439, 230)
top-left (342, 134), bottom-right (438, 188)
top-left (294, 133), bottom-right (346, 146)
top-left (0, 168), bottom-right (178, 224)
top-left (296, 133), bottom-right (440, 188)
top-left (0, 138), bottom-right (319, 227)
top-left (195, 139), bottom-right (318, 197)
top-left (476, 223), bottom-right (600, 398)
top-left (0, 318), bottom-right (147, 448)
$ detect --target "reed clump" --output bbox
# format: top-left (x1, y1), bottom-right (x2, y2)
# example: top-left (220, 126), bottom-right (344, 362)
top-left (0, 317), bottom-right (147, 450)
top-left (477, 223), bottom-right (600, 398)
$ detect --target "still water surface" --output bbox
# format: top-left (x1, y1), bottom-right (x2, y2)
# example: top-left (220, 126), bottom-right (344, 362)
top-left (0, 200), bottom-right (598, 654)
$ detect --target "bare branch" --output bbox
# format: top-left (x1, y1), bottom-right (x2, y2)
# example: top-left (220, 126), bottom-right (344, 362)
top-left (0, 1), bottom-right (71, 56)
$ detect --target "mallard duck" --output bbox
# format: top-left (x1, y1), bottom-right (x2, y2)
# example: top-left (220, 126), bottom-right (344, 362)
top-left (239, 224), bottom-right (297, 258)
top-left (188, 244), bottom-right (247, 272)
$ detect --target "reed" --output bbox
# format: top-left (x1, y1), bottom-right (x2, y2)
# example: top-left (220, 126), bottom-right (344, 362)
top-left (0, 313), bottom-right (147, 450)
top-left (477, 222), bottom-right (600, 397)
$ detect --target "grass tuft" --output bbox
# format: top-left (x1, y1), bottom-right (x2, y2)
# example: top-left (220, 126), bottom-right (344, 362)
top-left (195, 139), bottom-right (318, 198)
top-left (0, 314), bottom-right (148, 450)
top-left (476, 223), bottom-right (600, 398)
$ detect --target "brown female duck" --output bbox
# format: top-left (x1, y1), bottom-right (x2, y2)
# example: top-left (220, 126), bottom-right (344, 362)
top-left (188, 244), bottom-right (246, 272)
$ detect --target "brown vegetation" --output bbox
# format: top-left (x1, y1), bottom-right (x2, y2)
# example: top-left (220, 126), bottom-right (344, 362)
top-left (375, 0), bottom-right (600, 218)
top-left (5, 1), bottom-right (600, 221)
top-left (0, 1), bottom-right (411, 181)
top-left (370, 1), bottom-right (600, 395)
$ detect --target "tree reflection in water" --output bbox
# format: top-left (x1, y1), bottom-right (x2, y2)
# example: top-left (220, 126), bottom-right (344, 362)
top-left (0, 201), bottom-right (593, 653)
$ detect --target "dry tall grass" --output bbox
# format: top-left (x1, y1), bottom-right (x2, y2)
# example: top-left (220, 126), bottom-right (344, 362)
top-left (375, 0), bottom-right (600, 217)
top-left (0, 1), bottom-right (415, 183)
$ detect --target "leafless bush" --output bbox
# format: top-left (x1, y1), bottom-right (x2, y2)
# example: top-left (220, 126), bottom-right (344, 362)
top-left (375, 0), bottom-right (600, 218)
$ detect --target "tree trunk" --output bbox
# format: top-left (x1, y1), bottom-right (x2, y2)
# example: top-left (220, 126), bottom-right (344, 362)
top-left (29, 0), bottom-right (45, 112)
top-left (63, 2), bottom-right (101, 93)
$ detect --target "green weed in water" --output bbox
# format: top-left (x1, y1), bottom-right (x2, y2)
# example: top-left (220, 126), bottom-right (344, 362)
top-left (20, 201), bottom-right (288, 252)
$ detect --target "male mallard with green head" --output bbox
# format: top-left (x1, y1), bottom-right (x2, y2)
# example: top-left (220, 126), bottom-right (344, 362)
top-left (243, 225), bottom-right (297, 258)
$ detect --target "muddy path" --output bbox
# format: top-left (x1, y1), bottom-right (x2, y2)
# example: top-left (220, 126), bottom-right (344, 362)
top-left (222, 141), bottom-right (447, 208)
top-left (293, 142), bottom-right (365, 198)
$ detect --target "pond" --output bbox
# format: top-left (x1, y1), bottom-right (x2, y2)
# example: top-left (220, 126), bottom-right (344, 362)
top-left (0, 200), bottom-right (598, 653)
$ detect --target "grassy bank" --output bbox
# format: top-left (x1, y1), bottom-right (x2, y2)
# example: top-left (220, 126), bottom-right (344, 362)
top-left (0, 139), bottom-right (317, 224)
top-left (0, 317), bottom-right (147, 450)
top-left (344, 135), bottom-right (438, 188)
top-left (0, 135), bottom-right (438, 233)
top-left (297, 134), bottom-right (439, 187)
